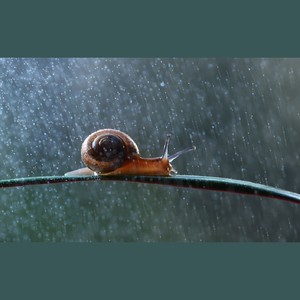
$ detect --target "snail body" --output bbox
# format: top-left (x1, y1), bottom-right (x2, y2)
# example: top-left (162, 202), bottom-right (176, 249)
top-left (65, 129), bottom-right (195, 177)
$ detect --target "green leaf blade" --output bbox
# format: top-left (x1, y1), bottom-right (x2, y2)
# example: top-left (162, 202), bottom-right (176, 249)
top-left (0, 174), bottom-right (299, 204)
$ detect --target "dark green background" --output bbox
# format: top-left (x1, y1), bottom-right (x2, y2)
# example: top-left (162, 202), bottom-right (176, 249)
top-left (1, 0), bottom-right (300, 299)
top-left (1, 1), bottom-right (300, 57)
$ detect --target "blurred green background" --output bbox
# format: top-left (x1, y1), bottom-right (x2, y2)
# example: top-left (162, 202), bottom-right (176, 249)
top-left (0, 58), bottom-right (300, 241)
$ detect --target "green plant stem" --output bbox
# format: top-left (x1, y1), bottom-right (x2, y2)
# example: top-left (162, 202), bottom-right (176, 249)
top-left (0, 174), bottom-right (299, 204)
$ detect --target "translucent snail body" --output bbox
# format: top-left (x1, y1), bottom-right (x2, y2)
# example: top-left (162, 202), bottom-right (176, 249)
top-left (65, 129), bottom-right (195, 177)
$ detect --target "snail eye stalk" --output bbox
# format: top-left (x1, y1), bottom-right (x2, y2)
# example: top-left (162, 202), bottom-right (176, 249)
top-left (168, 146), bottom-right (196, 162)
top-left (162, 134), bottom-right (196, 162)
top-left (162, 134), bottom-right (171, 160)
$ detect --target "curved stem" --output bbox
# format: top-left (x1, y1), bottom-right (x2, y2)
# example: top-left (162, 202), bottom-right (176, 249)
top-left (0, 174), bottom-right (299, 204)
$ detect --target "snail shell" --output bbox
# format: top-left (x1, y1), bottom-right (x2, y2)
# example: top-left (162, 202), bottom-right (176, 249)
top-left (65, 129), bottom-right (196, 176)
top-left (81, 129), bottom-right (139, 174)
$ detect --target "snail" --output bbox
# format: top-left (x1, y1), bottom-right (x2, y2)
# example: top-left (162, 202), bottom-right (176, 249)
top-left (65, 129), bottom-right (196, 176)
